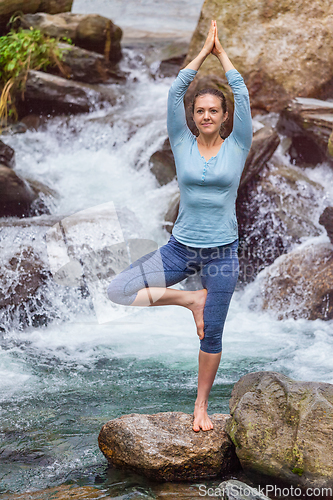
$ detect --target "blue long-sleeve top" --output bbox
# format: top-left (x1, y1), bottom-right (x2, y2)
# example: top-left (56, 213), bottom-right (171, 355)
top-left (167, 68), bottom-right (252, 248)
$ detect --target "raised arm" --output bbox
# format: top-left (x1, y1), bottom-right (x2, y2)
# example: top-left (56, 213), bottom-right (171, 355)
top-left (184, 20), bottom-right (216, 71)
top-left (225, 69), bottom-right (252, 150)
top-left (167, 69), bottom-right (197, 147)
top-left (167, 21), bottom-right (217, 146)
top-left (212, 22), bottom-right (252, 150)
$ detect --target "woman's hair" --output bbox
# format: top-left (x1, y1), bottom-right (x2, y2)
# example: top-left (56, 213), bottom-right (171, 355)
top-left (191, 88), bottom-right (227, 116)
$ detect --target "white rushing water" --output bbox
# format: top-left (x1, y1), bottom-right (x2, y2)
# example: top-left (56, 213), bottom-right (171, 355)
top-left (1, 1), bottom-right (333, 497)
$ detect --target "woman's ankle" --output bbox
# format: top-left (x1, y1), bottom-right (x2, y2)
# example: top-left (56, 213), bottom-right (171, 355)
top-left (194, 398), bottom-right (208, 409)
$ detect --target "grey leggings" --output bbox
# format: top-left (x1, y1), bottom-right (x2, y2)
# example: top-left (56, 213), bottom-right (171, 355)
top-left (107, 234), bottom-right (239, 354)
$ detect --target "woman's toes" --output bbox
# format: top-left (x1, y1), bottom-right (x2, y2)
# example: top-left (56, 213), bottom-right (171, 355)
top-left (192, 420), bottom-right (200, 432)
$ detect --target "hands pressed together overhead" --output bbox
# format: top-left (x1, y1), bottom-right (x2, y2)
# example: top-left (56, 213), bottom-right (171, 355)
top-left (202, 20), bottom-right (224, 58)
top-left (185, 20), bottom-right (235, 73)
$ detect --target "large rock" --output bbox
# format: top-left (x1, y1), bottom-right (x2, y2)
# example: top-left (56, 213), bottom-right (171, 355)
top-left (277, 97), bottom-right (333, 166)
top-left (185, 0), bottom-right (333, 112)
top-left (0, 164), bottom-right (56, 218)
top-left (237, 161), bottom-right (324, 283)
top-left (0, 139), bottom-right (15, 168)
top-left (98, 412), bottom-right (240, 481)
top-left (0, 247), bottom-right (49, 308)
top-left (27, 177), bottom-right (57, 216)
top-left (53, 43), bottom-right (126, 84)
top-left (226, 371), bottom-right (333, 489)
top-left (257, 241), bottom-right (333, 320)
top-left (19, 13), bottom-right (122, 62)
top-left (149, 138), bottom-right (176, 186)
top-left (0, 164), bottom-right (36, 217)
top-left (158, 54), bottom-right (186, 78)
top-left (20, 70), bottom-right (117, 115)
top-left (0, 0), bottom-right (73, 34)
top-left (319, 207), bottom-right (333, 245)
top-left (239, 125), bottom-right (280, 189)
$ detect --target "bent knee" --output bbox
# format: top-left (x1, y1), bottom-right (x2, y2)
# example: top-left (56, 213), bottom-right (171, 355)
top-left (107, 278), bottom-right (136, 306)
top-left (200, 328), bottom-right (223, 354)
top-left (200, 341), bottom-right (222, 354)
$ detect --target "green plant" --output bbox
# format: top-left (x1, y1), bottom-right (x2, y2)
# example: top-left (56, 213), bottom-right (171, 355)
top-left (0, 27), bottom-right (72, 128)
top-left (61, 36), bottom-right (74, 45)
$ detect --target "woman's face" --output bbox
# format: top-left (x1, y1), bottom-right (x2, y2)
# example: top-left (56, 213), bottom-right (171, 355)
top-left (193, 94), bottom-right (226, 136)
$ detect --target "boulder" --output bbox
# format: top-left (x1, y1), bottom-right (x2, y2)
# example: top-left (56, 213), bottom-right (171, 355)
top-left (158, 54), bottom-right (186, 78)
top-left (0, 246), bottom-right (49, 308)
top-left (19, 13), bottom-right (122, 62)
top-left (0, 122), bottom-right (28, 135)
top-left (239, 125), bottom-right (280, 189)
top-left (218, 479), bottom-right (272, 500)
top-left (319, 207), bottom-right (333, 245)
top-left (0, 164), bottom-right (56, 218)
top-left (226, 371), bottom-right (333, 489)
top-left (277, 97), bottom-right (333, 166)
top-left (20, 70), bottom-right (117, 115)
top-left (52, 43), bottom-right (126, 84)
top-left (26, 177), bottom-right (57, 216)
top-left (19, 114), bottom-right (44, 131)
top-left (185, 0), bottom-right (333, 112)
top-left (149, 138), bottom-right (176, 186)
top-left (257, 241), bottom-right (333, 320)
top-left (237, 161), bottom-right (324, 283)
top-left (0, 139), bottom-right (15, 168)
top-left (0, 164), bottom-right (35, 217)
top-left (98, 412), bottom-right (240, 481)
top-left (0, 0), bottom-right (73, 34)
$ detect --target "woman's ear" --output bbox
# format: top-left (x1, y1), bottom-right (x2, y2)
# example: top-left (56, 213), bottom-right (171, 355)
top-left (222, 111), bottom-right (229, 123)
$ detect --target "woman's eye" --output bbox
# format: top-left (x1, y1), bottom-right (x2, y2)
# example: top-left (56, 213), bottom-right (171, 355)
top-left (211, 110), bottom-right (217, 113)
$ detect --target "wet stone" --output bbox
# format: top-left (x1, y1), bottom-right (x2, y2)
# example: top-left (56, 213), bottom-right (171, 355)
top-left (98, 412), bottom-right (240, 481)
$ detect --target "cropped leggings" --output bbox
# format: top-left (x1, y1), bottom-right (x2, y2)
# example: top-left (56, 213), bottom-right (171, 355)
top-left (107, 234), bottom-right (239, 354)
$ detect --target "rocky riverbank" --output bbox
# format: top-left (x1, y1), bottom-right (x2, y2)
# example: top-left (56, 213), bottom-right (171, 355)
top-left (98, 371), bottom-right (333, 495)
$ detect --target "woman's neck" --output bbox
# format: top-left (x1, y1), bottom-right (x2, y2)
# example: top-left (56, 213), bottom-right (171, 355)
top-left (197, 132), bottom-right (223, 148)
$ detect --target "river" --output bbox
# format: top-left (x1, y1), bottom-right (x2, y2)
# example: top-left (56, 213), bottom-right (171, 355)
top-left (1, 0), bottom-right (333, 498)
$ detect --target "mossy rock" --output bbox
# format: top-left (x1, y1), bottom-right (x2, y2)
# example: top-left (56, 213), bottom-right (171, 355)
top-left (226, 371), bottom-right (333, 490)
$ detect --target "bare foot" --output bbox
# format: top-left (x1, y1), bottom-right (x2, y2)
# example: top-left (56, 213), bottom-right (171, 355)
top-left (192, 400), bottom-right (214, 432)
top-left (186, 289), bottom-right (208, 340)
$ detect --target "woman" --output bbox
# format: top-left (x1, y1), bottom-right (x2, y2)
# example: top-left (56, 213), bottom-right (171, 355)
top-left (108, 21), bottom-right (252, 432)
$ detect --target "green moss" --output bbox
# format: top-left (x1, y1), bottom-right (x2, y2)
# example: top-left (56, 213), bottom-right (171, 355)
top-left (292, 466), bottom-right (304, 476)
top-left (225, 420), bottom-right (239, 447)
top-left (327, 132), bottom-right (333, 159)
